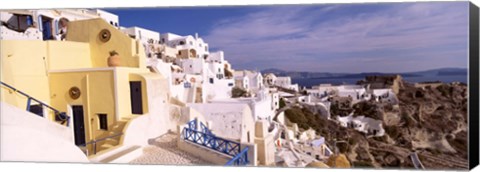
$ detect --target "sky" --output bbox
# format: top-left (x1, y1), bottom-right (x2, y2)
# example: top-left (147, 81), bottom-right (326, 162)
top-left (106, 2), bottom-right (469, 73)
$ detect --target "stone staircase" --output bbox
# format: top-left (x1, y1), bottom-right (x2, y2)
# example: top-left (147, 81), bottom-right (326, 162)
top-left (87, 116), bottom-right (144, 163)
top-left (95, 117), bottom-right (131, 153)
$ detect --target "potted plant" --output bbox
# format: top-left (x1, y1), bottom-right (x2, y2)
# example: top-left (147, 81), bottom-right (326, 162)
top-left (108, 50), bottom-right (121, 67)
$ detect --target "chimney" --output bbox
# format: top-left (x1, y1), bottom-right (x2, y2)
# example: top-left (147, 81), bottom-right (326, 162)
top-left (195, 33), bottom-right (199, 39)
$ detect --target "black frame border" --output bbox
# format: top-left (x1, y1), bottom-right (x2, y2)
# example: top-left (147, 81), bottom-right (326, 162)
top-left (469, 1), bottom-right (479, 170)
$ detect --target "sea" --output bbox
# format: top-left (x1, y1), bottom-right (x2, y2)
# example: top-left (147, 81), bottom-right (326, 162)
top-left (292, 75), bottom-right (468, 88)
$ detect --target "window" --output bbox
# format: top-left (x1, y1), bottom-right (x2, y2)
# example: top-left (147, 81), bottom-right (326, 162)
top-left (184, 82), bottom-right (191, 88)
top-left (98, 114), bottom-right (108, 130)
top-left (110, 21), bottom-right (113, 25)
top-left (179, 41), bottom-right (185, 45)
top-left (209, 78), bottom-right (214, 84)
top-left (228, 83), bottom-right (234, 86)
top-left (189, 41), bottom-right (193, 45)
top-left (178, 51), bottom-right (182, 55)
top-left (161, 38), bottom-right (165, 43)
top-left (29, 104), bottom-right (43, 117)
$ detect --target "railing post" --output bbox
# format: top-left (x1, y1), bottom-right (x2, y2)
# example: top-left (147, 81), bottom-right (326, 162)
top-left (26, 98), bottom-right (32, 111)
top-left (184, 128), bottom-right (187, 139)
top-left (202, 132), bottom-right (206, 146)
top-left (93, 142), bottom-right (97, 155)
top-left (193, 128), bottom-right (197, 143)
top-left (66, 115), bottom-right (70, 127)
top-left (194, 118), bottom-right (198, 130)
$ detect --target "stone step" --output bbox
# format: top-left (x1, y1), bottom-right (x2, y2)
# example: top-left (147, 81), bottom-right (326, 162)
top-left (100, 143), bottom-right (115, 151)
top-left (104, 138), bottom-right (119, 145)
top-left (100, 146), bottom-right (142, 163)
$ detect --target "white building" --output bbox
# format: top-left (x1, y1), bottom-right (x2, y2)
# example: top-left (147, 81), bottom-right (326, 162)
top-left (263, 74), bottom-right (299, 92)
top-left (337, 113), bottom-right (385, 137)
top-left (186, 103), bottom-right (255, 143)
top-left (210, 89), bottom-right (280, 123)
top-left (234, 70), bottom-right (264, 94)
top-left (1, 9), bottom-right (119, 41)
top-left (160, 32), bottom-right (209, 59)
top-left (121, 27), bottom-right (160, 58)
top-left (307, 84), bottom-right (398, 105)
top-left (263, 73), bottom-right (277, 86)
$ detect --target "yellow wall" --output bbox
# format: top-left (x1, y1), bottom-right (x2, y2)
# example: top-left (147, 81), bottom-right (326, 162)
top-left (65, 18), bottom-right (146, 69)
top-left (1, 19), bottom-right (153, 155)
top-left (113, 68), bottom-right (150, 119)
top-left (49, 70), bottom-right (116, 143)
top-left (47, 41), bottom-right (92, 70)
top-left (129, 73), bottom-right (149, 114)
top-left (0, 40), bottom-right (50, 113)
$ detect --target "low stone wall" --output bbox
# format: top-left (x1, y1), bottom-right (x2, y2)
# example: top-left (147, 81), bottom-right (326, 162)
top-left (177, 138), bottom-right (231, 165)
top-left (176, 124), bottom-right (258, 166)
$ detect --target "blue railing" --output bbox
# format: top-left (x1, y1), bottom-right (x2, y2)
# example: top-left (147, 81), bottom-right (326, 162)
top-left (225, 147), bottom-right (249, 166)
top-left (183, 127), bottom-right (241, 157)
top-left (188, 118), bottom-right (213, 135)
top-left (1, 81), bottom-right (70, 126)
top-left (183, 119), bottom-right (249, 165)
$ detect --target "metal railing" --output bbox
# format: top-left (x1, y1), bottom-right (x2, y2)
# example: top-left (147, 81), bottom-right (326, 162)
top-left (79, 132), bottom-right (123, 156)
top-left (183, 119), bottom-right (249, 165)
top-left (183, 127), bottom-right (241, 157)
top-left (225, 147), bottom-right (249, 166)
top-left (1, 81), bottom-right (70, 126)
top-left (188, 118), bottom-right (213, 135)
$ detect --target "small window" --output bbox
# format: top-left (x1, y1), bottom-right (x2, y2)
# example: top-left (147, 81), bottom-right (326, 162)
top-left (228, 83), bottom-right (234, 86)
top-left (29, 104), bottom-right (43, 117)
top-left (179, 41), bottom-right (185, 45)
top-left (110, 21), bottom-right (113, 25)
top-left (189, 41), bottom-right (193, 45)
top-left (209, 78), bottom-right (214, 84)
top-left (98, 114), bottom-right (108, 130)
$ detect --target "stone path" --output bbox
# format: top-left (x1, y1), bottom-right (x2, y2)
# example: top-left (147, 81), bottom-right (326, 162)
top-left (129, 133), bottom-right (211, 165)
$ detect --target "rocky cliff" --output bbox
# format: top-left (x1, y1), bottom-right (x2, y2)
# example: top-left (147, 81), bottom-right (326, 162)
top-left (285, 77), bottom-right (468, 170)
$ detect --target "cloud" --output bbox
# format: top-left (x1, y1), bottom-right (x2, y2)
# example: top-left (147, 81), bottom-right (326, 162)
top-left (203, 2), bottom-right (468, 73)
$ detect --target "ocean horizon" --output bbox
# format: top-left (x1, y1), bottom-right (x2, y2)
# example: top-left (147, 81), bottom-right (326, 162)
top-left (292, 75), bottom-right (468, 88)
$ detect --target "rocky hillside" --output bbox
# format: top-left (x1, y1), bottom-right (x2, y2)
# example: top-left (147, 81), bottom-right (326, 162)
top-left (284, 77), bottom-right (468, 170)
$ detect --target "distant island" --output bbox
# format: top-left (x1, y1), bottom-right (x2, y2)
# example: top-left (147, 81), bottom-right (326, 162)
top-left (261, 67), bottom-right (467, 79)
top-left (260, 68), bottom-right (468, 87)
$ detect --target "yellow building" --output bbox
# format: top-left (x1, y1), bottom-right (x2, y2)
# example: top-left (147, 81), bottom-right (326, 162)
top-left (1, 18), bottom-right (170, 158)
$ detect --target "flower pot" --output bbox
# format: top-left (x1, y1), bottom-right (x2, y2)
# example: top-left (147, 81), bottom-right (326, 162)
top-left (108, 54), bottom-right (121, 67)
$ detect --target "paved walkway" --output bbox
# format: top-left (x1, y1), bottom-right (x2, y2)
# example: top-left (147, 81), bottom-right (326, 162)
top-left (129, 133), bottom-right (211, 165)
